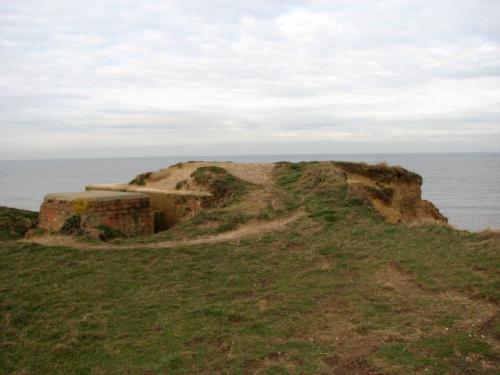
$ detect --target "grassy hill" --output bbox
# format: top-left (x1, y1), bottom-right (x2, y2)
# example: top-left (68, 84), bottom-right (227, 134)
top-left (1, 162), bottom-right (499, 374)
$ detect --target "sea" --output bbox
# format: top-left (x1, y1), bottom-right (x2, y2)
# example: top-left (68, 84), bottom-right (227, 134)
top-left (0, 153), bottom-right (499, 232)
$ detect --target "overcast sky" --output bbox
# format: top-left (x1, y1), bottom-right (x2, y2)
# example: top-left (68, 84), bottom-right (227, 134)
top-left (1, 0), bottom-right (499, 159)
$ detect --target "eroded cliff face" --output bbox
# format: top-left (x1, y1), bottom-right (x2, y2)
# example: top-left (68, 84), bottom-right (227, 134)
top-left (333, 161), bottom-right (447, 225)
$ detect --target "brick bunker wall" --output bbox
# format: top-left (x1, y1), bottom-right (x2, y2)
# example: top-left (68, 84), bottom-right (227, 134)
top-left (85, 186), bottom-right (212, 231)
top-left (39, 191), bottom-right (154, 237)
top-left (146, 192), bottom-right (212, 230)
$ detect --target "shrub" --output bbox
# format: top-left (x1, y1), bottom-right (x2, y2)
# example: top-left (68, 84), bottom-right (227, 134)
top-left (129, 172), bottom-right (152, 186)
top-left (175, 180), bottom-right (188, 190)
top-left (61, 215), bottom-right (81, 234)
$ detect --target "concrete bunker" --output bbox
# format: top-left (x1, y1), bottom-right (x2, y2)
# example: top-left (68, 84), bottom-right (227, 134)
top-left (85, 186), bottom-right (211, 232)
top-left (39, 191), bottom-right (154, 237)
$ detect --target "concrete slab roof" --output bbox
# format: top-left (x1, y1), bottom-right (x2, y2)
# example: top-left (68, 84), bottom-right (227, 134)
top-left (86, 184), bottom-right (212, 196)
top-left (44, 190), bottom-right (149, 202)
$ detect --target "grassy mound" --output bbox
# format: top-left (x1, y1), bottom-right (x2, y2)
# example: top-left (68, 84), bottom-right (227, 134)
top-left (0, 206), bottom-right (38, 240)
top-left (191, 166), bottom-right (252, 207)
top-left (1, 163), bottom-right (499, 374)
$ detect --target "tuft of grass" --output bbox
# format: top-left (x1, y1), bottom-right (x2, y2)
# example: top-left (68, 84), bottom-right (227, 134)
top-left (95, 224), bottom-right (124, 240)
top-left (175, 179), bottom-right (188, 190)
top-left (190, 209), bottom-right (225, 225)
top-left (257, 205), bottom-right (277, 221)
top-left (129, 171), bottom-right (152, 186)
top-left (214, 212), bottom-right (249, 233)
top-left (309, 207), bottom-right (337, 223)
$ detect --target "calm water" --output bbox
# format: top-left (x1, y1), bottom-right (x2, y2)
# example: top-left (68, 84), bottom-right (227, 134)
top-left (0, 153), bottom-right (499, 232)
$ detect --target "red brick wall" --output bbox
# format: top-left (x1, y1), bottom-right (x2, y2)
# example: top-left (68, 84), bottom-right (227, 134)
top-left (85, 187), bottom-right (213, 231)
top-left (39, 196), bottom-right (154, 237)
top-left (146, 192), bottom-right (212, 230)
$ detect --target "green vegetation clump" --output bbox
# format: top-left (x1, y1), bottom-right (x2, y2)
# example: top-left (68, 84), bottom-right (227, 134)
top-left (177, 210), bottom-right (249, 235)
top-left (0, 162), bottom-right (499, 374)
top-left (175, 179), bottom-right (188, 190)
top-left (0, 206), bottom-right (38, 240)
top-left (191, 166), bottom-right (251, 207)
top-left (95, 224), bottom-right (124, 240)
top-left (275, 161), bottom-right (311, 188)
top-left (213, 212), bottom-right (249, 233)
top-left (60, 214), bottom-right (81, 234)
top-left (129, 171), bottom-right (152, 186)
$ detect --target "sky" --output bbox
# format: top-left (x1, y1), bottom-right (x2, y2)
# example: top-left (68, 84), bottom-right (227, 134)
top-left (1, 0), bottom-right (500, 159)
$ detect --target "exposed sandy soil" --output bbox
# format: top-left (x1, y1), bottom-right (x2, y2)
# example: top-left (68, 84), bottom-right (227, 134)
top-left (26, 210), bottom-right (305, 250)
top-left (339, 167), bottom-right (447, 225)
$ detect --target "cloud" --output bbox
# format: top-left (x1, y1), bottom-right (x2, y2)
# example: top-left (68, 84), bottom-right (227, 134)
top-left (0, 0), bottom-right (499, 159)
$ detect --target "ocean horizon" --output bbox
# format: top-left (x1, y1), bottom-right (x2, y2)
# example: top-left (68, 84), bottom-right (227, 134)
top-left (1, 152), bottom-right (499, 232)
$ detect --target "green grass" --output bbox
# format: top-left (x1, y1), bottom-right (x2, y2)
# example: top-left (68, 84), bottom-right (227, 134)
top-left (1, 162), bottom-right (499, 374)
top-left (0, 206), bottom-right (38, 240)
top-left (95, 224), bottom-right (125, 239)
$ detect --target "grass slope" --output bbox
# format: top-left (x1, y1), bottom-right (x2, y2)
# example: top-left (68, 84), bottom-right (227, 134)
top-left (1, 162), bottom-right (499, 374)
top-left (0, 206), bottom-right (38, 240)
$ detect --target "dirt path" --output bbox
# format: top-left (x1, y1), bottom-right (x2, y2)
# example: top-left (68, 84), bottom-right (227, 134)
top-left (26, 210), bottom-right (305, 250)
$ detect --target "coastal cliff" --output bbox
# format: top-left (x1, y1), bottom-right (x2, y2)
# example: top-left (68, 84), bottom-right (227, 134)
top-left (86, 160), bottom-right (447, 232)
top-left (3, 161), bottom-right (499, 374)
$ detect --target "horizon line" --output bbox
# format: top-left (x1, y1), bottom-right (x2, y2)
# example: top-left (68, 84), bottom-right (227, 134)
top-left (1, 151), bottom-right (499, 162)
